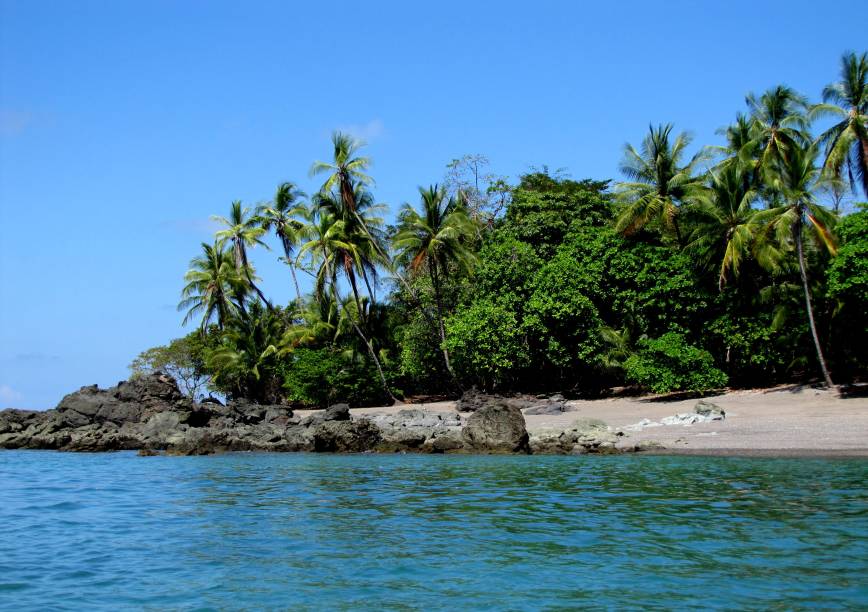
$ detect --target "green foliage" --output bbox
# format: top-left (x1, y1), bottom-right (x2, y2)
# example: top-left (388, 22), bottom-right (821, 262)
top-left (524, 253), bottom-right (602, 370)
top-left (502, 173), bottom-right (611, 254)
top-left (623, 332), bottom-right (728, 393)
top-left (827, 204), bottom-right (868, 306)
top-left (282, 347), bottom-right (389, 408)
top-left (128, 332), bottom-right (213, 399)
top-left (445, 299), bottom-right (529, 389)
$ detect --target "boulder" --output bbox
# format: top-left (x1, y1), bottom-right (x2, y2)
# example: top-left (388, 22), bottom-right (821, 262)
top-left (313, 420), bottom-right (381, 453)
top-left (522, 395), bottom-right (573, 415)
top-left (462, 400), bottom-right (529, 453)
top-left (694, 400), bottom-right (726, 420)
top-left (324, 403), bottom-right (351, 421)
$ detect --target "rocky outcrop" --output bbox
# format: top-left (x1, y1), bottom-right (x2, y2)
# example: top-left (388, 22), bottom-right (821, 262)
top-left (521, 394), bottom-right (574, 415)
top-left (0, 374), bottom-right (640, 456)
top-left (529, 418), bottom-right (621, 454)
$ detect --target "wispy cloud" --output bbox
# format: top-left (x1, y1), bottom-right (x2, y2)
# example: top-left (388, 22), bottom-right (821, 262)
top-left (0, 109), bottom-right (34, 137)
top-left (0, 384), bottom-right (23, 405)
top-left (336, 118), bottom-right (385, 142)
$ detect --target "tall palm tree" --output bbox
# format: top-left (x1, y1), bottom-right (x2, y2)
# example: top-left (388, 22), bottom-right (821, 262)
top-left (745, 85), bottom-right (809, 180)
top-left (258, 182), bottom-right (307, 307)
top-left (758, 143), bottom-right (837, 388)
top-left (686, 164), bottom-right (758, 290)
top-left (178, 242), bottom-right (244, 331)
top-left (310, 132), bottom-right (373, 213)
top-left (213, 200), bottom-right (273, 310)
top-left (615, 123), bottom-right (707, 246)
top-left (297, 210), bottom-right (398, 403)
top-left (393, 185), bottom-right (477, 381)
top-left (812, 51), bottom-right (868, 197)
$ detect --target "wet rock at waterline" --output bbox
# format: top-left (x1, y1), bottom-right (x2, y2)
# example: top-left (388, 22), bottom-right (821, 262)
top-left (0, 373), bottom-right (653, 455)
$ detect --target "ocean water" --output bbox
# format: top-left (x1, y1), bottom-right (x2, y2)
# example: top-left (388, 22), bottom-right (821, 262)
top-left (0, 452), bottom-right (866, 610)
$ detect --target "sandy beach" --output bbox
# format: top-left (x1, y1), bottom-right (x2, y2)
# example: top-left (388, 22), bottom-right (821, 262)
top-left (331, 386), bottom-right (868, 457)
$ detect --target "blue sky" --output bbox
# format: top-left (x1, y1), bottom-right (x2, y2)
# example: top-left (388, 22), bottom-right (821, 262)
top-left (0, 1), bottom-right (864, 409)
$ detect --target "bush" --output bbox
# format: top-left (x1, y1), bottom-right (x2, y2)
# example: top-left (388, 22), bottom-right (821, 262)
top-left (445, 299), bottom-right (529, 390)
top-left (623, 332), bottom-right (728, 393)
top-left (283, 347), bottom-right (389, 408)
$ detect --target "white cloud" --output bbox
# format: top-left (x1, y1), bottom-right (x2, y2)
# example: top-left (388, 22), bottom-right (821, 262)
top-left (0, 109), bottom-right (34, 137)
top-left (336, 118), bottom-right (385, 142)
top-left (0, 384), bottom-right (23, 405)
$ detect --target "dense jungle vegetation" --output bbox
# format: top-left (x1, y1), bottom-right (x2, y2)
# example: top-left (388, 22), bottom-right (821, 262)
top-left (131, 52), bottom-right (868, 406)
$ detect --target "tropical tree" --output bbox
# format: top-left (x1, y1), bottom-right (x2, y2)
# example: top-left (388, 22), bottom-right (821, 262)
top-left (758, 143), bottom-right (837, 388)
top-left (745, 85), bottom-right (809, 181)
top-left (393, 185), bottom-right (477, 381)
top-left (615, 123), bottom-right (707, 246)
top-left (686, 164), bottom-right (759, 290)
top-left (258, 182), bottom-right (307, 307)
top-left (206, 303), bottom-right (290, 403)
top-left (296, 209), bottom-right (398, 403)
top-left (310, 132), bottom-right (373, 212)
top-left (812, 51), bottom-right (868, 197)
top-left (178, 242), bottom-right (244, 331)
top-left (213, 200), bottom-right (273, 309)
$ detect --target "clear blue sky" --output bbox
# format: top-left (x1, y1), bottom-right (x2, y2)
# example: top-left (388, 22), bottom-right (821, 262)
top-left (0, 1), bottom-right (864, 409)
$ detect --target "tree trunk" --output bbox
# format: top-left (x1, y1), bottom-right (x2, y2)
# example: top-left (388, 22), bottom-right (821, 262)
top-left (281, 236), bottom-right (303, 310)
top-left (238, 243), bottom-right (273, 311)
top-left (796, 219), bottom-right (834, 389)
top-left (326, 257), bottom-right (397, 404)
top-left (429, 262), bottom-right (461, 390)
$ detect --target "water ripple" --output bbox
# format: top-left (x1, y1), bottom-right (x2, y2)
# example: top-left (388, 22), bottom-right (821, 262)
top-left (1, 451), bottom-right (867, 610)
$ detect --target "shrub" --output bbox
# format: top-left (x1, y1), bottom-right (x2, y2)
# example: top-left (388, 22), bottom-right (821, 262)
top-left (623, 332), bottom-right (728, 393)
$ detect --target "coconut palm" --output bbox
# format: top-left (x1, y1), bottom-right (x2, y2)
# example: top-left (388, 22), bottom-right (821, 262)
top-left (756, 143), bottom-right (837, 388)
top-left (615, 123), bottom-right (707, 246)
top-left (686, 164), bottom-right (759, 290)
top-left (258, 182), bottom-right (307, 306)
top-left (745, 85), bottom-right (810, 179)
top-left (393, 185), bottom-right (477, 381)
top-left (213, 200), bottom-right (273, 310)
top-left (310, 132), bottom-right (373, 213)
top-left (178, 242), bottom-right (244, 331)
top-left (812, 51), bottom-right (868, 197)
top-left (297, 209), bottom-right (398, 403)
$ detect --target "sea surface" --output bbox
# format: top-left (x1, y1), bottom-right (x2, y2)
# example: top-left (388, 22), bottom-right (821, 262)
top-left (1, 451), bottom-right (866, 610)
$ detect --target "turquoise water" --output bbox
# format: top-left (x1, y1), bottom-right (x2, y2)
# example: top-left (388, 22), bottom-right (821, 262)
top-left (1, 452), bottom-right (866, 610)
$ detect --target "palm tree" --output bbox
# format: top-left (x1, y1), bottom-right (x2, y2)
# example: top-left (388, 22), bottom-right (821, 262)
top-left (758, 143), bottom-right (837, 388)
top-left (297, 209), bottom-right (398, 403)
top-left (258, 182), bottom-right (307, 307)
top-left (393, 185), bottom-right (477, 381)
top-left (615, 123), bottom-right (707, 246)
top-left (812, 51), bottom-right (868, 197)
top-left (310, 132), bottom-right (373, 213)
top-left (745, 85), bottom-right (809, 180)
top-left (213, 200), bottom-right (273, 310)
top-left (686, 164), bottom-right (759, 290)
top-left (178, 242), bottom-right (243, 331)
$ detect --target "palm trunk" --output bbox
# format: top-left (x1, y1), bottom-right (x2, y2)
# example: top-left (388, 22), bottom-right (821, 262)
top-left (796, 219), bottom-right (834, 389)
top-left (281, 237), bottom-right (303, 310)
top-left (327, 257), bottom-right (397, 404)
top-left (429, 262), bottom-right (461, 390)
top-left (239, 245), bottom-right (273, 311)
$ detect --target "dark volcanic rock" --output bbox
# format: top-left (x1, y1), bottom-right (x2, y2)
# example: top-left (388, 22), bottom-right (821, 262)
top-left (313, 420), bottom-right (381, 453)
top-left (462, 400), bottom-right (529, 453)
top-left (2, 373), bottom-right (596, 456)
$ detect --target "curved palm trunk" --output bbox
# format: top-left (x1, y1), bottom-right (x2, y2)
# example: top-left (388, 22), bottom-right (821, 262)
top-left (280, 236), bottom-right (303, 309)
top-left (238, 243), bottom-right (273, 311)
top-left (327, 257), bottom-right (397, 404)
top-left (429, 262), bottom-right (461, 391)
top-left (795, 219), bottom-right (834, 389)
